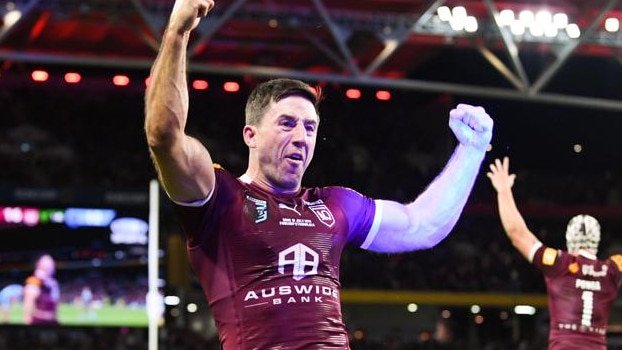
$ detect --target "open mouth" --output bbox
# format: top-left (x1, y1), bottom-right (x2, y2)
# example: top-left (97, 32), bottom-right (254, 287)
top-left (286, 153), bottom-right (304, 162)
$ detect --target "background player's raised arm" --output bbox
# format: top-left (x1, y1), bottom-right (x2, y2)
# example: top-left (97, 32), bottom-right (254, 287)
top-left (487, 156), bottom-right (540, 260)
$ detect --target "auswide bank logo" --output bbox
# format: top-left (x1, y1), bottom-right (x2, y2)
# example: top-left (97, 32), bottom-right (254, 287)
top-left (242, 243), bottom-right (338, 306)
top-left (278, 243), bottom-right (319, 281)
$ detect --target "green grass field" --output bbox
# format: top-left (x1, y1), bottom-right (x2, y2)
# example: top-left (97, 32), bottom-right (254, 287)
top-left (4, 302), bottom-right (150, 327)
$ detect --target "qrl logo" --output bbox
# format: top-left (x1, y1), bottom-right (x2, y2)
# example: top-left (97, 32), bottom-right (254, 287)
top-left (309, 203), bottom-right (334, 228)
top-left (278, 243), bottom-right (319, 281)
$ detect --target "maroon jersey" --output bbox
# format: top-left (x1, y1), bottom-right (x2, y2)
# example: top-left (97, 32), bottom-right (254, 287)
top-left (172, 167), bottom-right (379, 349)
top-left (24, 275), bottom-right (59, 325)
top-left (532, 244), bottom-right (622, 349)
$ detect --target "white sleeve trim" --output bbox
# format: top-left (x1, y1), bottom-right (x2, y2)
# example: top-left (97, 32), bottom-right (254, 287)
top-left (527, 241), bottom-right (543, 263)
top-left (169, 188), bottom-right (214, 207)
top-left (360, 200), bottom-right (383, 249)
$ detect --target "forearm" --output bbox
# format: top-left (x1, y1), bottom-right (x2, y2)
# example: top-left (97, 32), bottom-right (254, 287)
top-left (406, 143), bottom-right (486, 245)
top-left (496, 189), bottom-right (526, 234)
top-left (23, 299), bottom-right (34, 324)
top-left (144, 29), bottom-right (191, 149)
top-left (497, 189), bottom-right (535, 242)
top-left (496, 188), bottom-right (538, 259)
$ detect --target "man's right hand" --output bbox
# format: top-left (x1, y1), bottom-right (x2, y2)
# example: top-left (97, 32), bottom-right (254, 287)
top-left (169, 0), bottom-right (215, 34)
top-left (486, 157), bottom-right (516, 193)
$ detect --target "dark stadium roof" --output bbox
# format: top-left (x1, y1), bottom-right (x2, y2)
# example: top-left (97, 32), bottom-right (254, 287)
top-left (2, 0), bottom-right (622, 111)
top-left (2, 0), bottom-right (622, 173)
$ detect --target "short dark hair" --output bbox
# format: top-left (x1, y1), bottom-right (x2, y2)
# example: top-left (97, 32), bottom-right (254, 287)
top-left (245, 78), bottom-right (322, 125)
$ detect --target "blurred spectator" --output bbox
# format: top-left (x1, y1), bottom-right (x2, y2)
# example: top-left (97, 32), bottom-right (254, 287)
top-left (350, 327), bottom-right (382, 350)
top-left (403, 319), bottom-right (463, 350)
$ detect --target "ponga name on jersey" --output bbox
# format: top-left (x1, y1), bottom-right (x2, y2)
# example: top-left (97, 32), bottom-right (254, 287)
top-left (575, 278), bottom-right (601, 291)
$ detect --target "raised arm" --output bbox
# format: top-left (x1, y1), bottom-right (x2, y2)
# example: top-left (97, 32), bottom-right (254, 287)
top-left (486, 157), bottom-right (540, 260)
top-left (22, 280), bottom-right (39, 325)
top-left (144, 0), bottom-right (216, 203)
top-left (366, 104), bottom-right (493, 253)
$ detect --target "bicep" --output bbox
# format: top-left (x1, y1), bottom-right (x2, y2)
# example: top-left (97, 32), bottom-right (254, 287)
top-left (150, 135), bottom-right (216, 203)
top-left (363, 200), bottom-right (422, 253)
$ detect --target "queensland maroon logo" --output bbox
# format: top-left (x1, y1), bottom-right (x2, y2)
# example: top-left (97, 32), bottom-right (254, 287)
top-left (308, 201), bottom-right (334, 228)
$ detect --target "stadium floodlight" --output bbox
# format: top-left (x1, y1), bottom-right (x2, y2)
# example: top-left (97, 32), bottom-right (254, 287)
top-left (464, 16), bottom-right (478, 33)
top-left (514, 305), bottom-right (537, 315)
top-left (407, 303), bottom-right (418, 313)
top-left (186, 303), bottom-right (198, 313)
top-left (164, 295), bottom-right (181, 306)
top-left (498, 9), bottom-right (515, 27)
top-left (3, 9), bottom-right (21, 27)
top-left (437, 6), bottom-right (452, 22)
top-left (605, 17), bottom-right (619, 32)
top-left (566, 23), bottom-right (581, 38)
top-left (553, 13), bottom-right (569, 28)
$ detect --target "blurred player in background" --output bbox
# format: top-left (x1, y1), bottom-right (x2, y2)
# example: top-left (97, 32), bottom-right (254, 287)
top-left (23, 254), bottom-right (60, 325)
top-left (78, 285), bottom-right (96, 321)
top-left (487, 157), bottom-right (622, 350)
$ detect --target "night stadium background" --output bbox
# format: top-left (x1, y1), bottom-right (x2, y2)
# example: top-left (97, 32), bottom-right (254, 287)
top-left (1, 1), bottom-right (622, 349)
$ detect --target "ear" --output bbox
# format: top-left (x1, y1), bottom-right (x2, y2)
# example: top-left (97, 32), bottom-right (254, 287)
top-left (243, 125), bottom-right (257, 148)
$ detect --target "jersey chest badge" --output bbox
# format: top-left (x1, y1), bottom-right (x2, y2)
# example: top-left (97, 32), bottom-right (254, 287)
top-left (307, 200), bottom-right (335, 228)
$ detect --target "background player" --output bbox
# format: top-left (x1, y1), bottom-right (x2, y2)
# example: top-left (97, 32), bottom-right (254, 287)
top-left (23, 254), bottom-right (60, 325)
top-left (487, 156), bottom-right (622, 350)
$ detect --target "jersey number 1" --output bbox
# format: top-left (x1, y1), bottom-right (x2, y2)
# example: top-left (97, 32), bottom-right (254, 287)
top-left (581, 290), bottom-right (594, 327)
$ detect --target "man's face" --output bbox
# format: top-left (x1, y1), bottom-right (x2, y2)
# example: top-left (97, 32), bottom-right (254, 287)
top-left (250, 95), bottom-right (319, 192)
top-left (38, 256), bottom-right (55, 278)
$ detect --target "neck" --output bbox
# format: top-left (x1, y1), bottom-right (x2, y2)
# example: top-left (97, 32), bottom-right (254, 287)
top-left (570, 249), bottom-right (597, 258)
top-left (241, 171), bottom-right (300, 196)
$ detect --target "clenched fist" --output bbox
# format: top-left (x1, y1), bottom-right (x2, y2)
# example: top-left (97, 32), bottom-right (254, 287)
top-left (448, 103), bottom-right (493, 152)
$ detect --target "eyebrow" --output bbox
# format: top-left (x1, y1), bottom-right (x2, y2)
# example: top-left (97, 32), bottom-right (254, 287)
top-left (279, 114), bottom-right (318, 124)
top-left (304, 118), bottom-right (318, 126)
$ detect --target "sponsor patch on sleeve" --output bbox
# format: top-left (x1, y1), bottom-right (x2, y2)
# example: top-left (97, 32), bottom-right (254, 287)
top-left (611, 254), bottom-right (622, 272)
top-left (542, 248), bottom-right (558, 266)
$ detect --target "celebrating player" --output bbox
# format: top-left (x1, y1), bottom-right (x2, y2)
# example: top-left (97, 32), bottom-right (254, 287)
top-left (487, 157), bottom-right (622, 350)
top-left (144, 0), bottom-right (494, 348)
